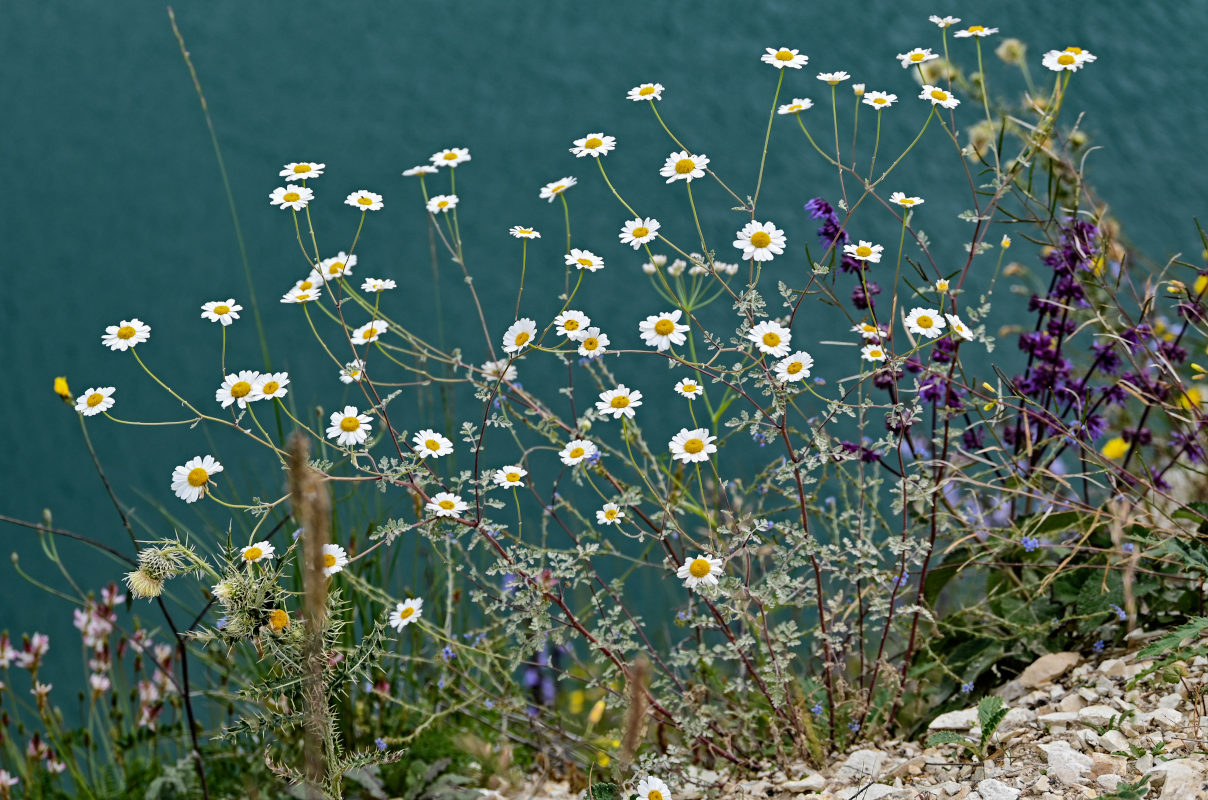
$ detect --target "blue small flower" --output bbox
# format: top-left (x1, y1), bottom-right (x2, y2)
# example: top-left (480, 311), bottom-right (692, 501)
top-left (1122, 542), bottom-right (1134, 553)
top-left (438, 678), bottom-right (445, 689)
top-left (891, 571), bottom-right (910, 589)
top-left (810, 702), bottom-right (823, 715)
top-left (676, 611), bottom-right (689, 621)
top-left (441, 646), bottom-right (455, 661)
top-left (1110, 604), bottom-right (1126, 621)
top-left (216, 617), bottom-right (227, 629)
top-left (848, 721), bottom-right (861, 732)
top-left (960, 682), bottom-right (974, 694)
top-left (484, 699), bottom-right (495, 710)
top-left (375, 738), bottom-right (387, 751)
top-left (1021, 536), bottom-right (1040, 552)
top-left (813, 377), bottom-right (826, 385)
top-left (1093, 639), bottom-right (1105, 652)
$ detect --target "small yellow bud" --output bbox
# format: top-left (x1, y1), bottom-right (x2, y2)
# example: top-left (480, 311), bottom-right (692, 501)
top-left (569, 689), bottom-right (585, 714)
top-left (588, 698), bottom-right (606, 724)
top-left (1101, 437), bottom-right (1129, 460)
top-left (53, 376), bottom-right (72, 404)
top-left (1195, 274), bottom-right (1207, 296)
top-left (1192, 363), bottom-right (1207, 375)
top-left (1000, 235), bottom-right (1011, 249)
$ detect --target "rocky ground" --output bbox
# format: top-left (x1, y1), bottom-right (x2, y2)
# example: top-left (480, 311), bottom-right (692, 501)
top-left (504, 633), bottom-right (1207, 800)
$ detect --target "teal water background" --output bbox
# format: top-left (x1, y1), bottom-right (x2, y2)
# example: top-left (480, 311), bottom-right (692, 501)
top-left (3, 0), bottom-right (1206, 699)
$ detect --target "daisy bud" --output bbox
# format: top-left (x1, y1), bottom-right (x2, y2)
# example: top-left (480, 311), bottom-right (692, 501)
top-left (1001, 235), bottom-right (1012, 249)
top-left (852, 83), bottom-right (866, 96)
top-left (125, 569), bottom-right (165, 600)
top-left (994, 38), bottom-right (1026, 65)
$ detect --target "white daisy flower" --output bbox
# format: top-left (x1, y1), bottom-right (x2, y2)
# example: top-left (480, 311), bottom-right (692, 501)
top-left (426, 492), bottom-right (469, 518)
top-left (339, 359), bottom-right (366, 384)
top-left (170, 455), bottom-right (223, 504)
top-left (321, 544), bottom-right (349, 577)
top-left (676, 554), bottom-right (723, 590)
top-left (904, 307), bottom-right (947, 339)
top-left (281, 286), bottom-right (321, 304)
top-left (566, 248), bottom-right (605, 272)
top-left (577, 328), bottom-right (609, 358)
top-left (619, 217), bottom-right (661, 249)
top-left (430, 148), bottom-right (471, 168)
top-left (897, 48), bottom-right (939, 68)
top-left (816, 71), bottom-right (850, 84)
top-left (570, 132), bottom-right (616, 158)
top-left (280, 162), bottom-right (325, 180)
top-left (761, 47), bottom-right (808, 69)
top-left (318, 252), bottom-right (356, 281)
top-left (402, 165), bottom-right (439, 176)
top-left (482, 359), bottom-right (518, 382)
top-left (326, 405), bottom-right (373, 446)
top-left (493, 465), bottom-right (528, 488)
top-left (775, 351), bottom-right (814, 383)
top-left (777, 98), bottom-right (814, 115)
top-left (426, 194), bottom-right (459, 214)
top-left (554, 310), bottom-right (591, 340)
top-left (668, 428), bottom-right (717, 464)
top-left (626, 83), bottom-right (665, 102)
top-left (674, 377), bottom-right (704, 399)
top-left (929, 15), bottom-right (960, 27)
top-left (861, 343), bottom-right (888, 362)
top-left (345, 190), bottom-right (384, 211)
top-left (934, 278), bottom-right (949, 292)
top-left (102, 318), bottom-right (151, 351)
top-left (596, 503), bottom-right (625, 526)
top-left (269, 185), bottom-right (313, 211)
top-left (919, 85), bottom-right (960, 109)
top-left (559, 439), bottom-right (598, 466)
top-left (946, 313), bottom-right (974, 340)
top-left (502, 318), bottom-right (537, 354)
top-left (75, 387), bottom-right (115, 416)
top-left (352, 320), bottom-right (388, 345)
top-left (413, 429), bottom-right (454, 458)
top-left (953, 25), bottom-right (998, 38)
top-left (639, 309), bottom-right (689, 351)
top-left (1042, 49), bottom-right (1094, 72)
top-left (292, 273), bottom-right (324, 293)
top-left (596, 385), bottom-right (643, 420)
top-left (1060, 46), bottom-right (1096, 63)
top-left (733, 220), bottom-right (786, 262)
top-left (635, 777), bottom-right (672, 800)
top-left (216, 370), bottom-right (262, 409)
top-left (843, 240), bottom-right (884, 263)
top-left (852, 321), bottom-right (886, 340)
top-left (240, 541), bottom-right (275, 564)
top-left (361, 277), bottom-right (396, 292)
top-left (660, 151), bottom-right (709, 183)
top-left (539, 177), bottom-right (577, 202)
top-left (389, 598), bottom-right (423, 630)
top-left (748, 320), bottom-right (793, 357)
top-left (862, 91), bottom-right (897, 109)
top-left (201, 299), bottom-right (242, 326)
top-left (255, 372), bottom-right (290, 400)
top-left (509, 226), bottom-right (541, 239)
top-left (889, 192), bottom-right (924, 208)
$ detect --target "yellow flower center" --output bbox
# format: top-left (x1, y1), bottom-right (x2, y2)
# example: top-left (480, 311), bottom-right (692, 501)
top-left (930, 89), bottom-right (948, 101)
top-left (340, 416), bottom-right (360, 432)
top-left (917, 315), bottom-right (934, 329)
top-left (774, 49), bottom-right (794, 61)
top-left (398, 607), bottom-right (414, 619)
top-left (639, 86), bottom-right (655, 96)
top-left (631, 226), bottom-right (650, 238)
top-left (874, 97), bottom-right (887, 104)
top-left (323, 553), bottom-right (337, 567)
top-left (563, 320), bottom-right (580, 331)
top-left (437, 200), bottom-right (449, 208)
top-left (856, 245), bottom-right (872, 258)
top-left (749, 231), bottom-right (772, 248)
top-left (610, 396), bottom-right (630, 408)
top-left (787, 362), bottom-right (803, 375)
top-left (870, 349), bottom-right (883, 358)
top-left (899, 198), bottom-right (914, 205)
top-left (443, 152), bottom-right (459, 160)
top-left (762, 332), bottom-right (781, 348)
top-left (683, 438), bottom-right (705, 454)
top-left (605, 509), bottom-right (618, 520)
top-left (688, 558), bottom-right (711, 578)
top-left (649, 792), bottom-right (664, 800)
top-left (117, 325), bottom-right (137, 339)
top-left (362, 328), bottom-right (376, 340)
top-left (292, 164), bottom-right (312, 174)
top-left (283, 192), bottom-right (301, 203)
top-left (327, 262), bottom-right (345, 275)
top-left (357, 196), bottom-right (373, 206)
top-left (1057, 53), bottom-right (1075, 65)
top-left (439, 499), bottom-right (456, 510)
top-left (1065, 47), bottom-right (1084, 54)
top-left (505, 472), bottom-right (521, 483)
top-left (425, 439), bottom-right (441, 451)
top-left (654, 319), bottom-right (675, 336)
top-left (577, 257), bottom-right (593, 266)
top-left (582, 337), bottom-right (598, 350)
top-left (296, 292), bottom-right (312, 301)
top-left (584, 137), bottom-right (603, 149)
top-left (262, 381), bottom-right (279, 395)
top-left (243, 547), bottom-right (263, 561)
top-left (86, 392), bottom-right (105, 407)
top-left (569, 447), bottom-right (585, 459)
top-left (514, 331), bottom-right (531, 346)
top-left (675, 158), bottom-right (696, 174)
top-left (967, 25), bottom-right (985, 32)
top-left (910, 52), bottom-right (926, 62)
top-left (682, 383), bottom-right (697, 393)
top-left (550, 184), bottom-right (566, 194)
top-left (187, 467), bottom-right (210, 487)
top-left (230, 381), bottom-right (252, 398)
top-left (269, 609), bottom-right (289, 630)
top-left (214, 304), bottom-right (230, 315)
